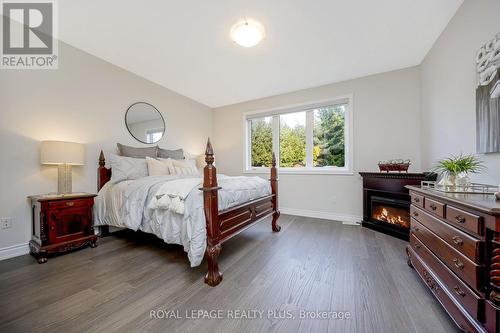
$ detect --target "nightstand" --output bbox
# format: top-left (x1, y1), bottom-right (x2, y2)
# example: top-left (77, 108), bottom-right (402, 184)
top-left (28, 193), bottom-right (98, 263)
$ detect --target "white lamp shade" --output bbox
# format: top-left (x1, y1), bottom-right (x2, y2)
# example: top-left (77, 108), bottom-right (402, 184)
top-left (40, 141), bottom-right (85, 165)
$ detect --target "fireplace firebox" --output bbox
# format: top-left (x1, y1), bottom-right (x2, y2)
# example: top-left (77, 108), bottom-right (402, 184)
top-left (359, 172), bottom-right (435, 240)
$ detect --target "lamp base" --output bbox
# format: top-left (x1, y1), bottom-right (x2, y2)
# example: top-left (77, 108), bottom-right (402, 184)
top-left (58, 164), bottom-right (72, 194)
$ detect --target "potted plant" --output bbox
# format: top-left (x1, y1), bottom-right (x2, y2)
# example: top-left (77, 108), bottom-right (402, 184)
top-left (434, 154), bottom-right (484, 190)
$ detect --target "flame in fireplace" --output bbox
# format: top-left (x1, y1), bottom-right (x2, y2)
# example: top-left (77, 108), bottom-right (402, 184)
top-left (373, 207), bottom-right (409, 228)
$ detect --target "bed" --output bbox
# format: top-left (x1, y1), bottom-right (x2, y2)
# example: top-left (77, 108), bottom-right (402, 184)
top-left (95, 139), bottom-right (280, 286)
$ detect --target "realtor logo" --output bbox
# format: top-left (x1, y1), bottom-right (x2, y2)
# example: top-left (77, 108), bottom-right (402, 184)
top-left (1, 0), bottom-right (58, 69)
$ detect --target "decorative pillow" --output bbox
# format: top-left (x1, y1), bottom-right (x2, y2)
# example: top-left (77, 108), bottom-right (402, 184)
top-left (157, 147), bottom-right (184, 159)
top-left (109, 154), bottom-right (148, 183)
top-left (117, 143), bottom-right (157, 158)
top-left (164, 158), bottom-right (200, 176)
top-left (146, 157), bottom-right (170, 176)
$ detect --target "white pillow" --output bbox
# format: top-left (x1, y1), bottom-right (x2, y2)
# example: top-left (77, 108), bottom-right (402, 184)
top-left (146, 157), bottom-right (170, 176)
top-left (164, 158), bottom-right (200, 176)
top-left (109, 154), bottom-right (148, 184)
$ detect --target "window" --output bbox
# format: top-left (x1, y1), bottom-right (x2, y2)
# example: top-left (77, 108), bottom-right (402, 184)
top-left (146, 129), bottom-right (163, 144)
top-left (245, 97), bottom-right (352, 174)
top-left (250, 117), bottom-right (273, 167)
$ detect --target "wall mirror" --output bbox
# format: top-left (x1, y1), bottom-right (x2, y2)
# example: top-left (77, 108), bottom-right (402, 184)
top-left (125, 102), bottom-right (165, 144)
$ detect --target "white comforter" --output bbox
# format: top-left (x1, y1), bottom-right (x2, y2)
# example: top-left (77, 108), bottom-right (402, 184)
top-left (93, 174), bottom-right (271, 267)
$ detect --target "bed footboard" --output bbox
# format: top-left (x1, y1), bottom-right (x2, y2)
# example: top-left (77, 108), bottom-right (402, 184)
top-left (200, 139), bottom-right (280, 287)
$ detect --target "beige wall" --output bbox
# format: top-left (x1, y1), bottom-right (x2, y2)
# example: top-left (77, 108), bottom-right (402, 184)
top-left (421, 0), bottom-right (500, 184)
top-left (213, 67), bottom-right (422, 221)
top-left (0, 42), bottom-right (212, 255)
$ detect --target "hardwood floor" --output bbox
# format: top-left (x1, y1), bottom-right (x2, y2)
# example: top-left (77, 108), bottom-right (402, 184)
top-left (0, 215), bottom-right (458, 333)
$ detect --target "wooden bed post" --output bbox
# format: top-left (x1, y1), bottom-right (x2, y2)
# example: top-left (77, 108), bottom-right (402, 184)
top-left (200, 138), bottom-right (223, 286)
top-left (270, 153), bottom-right (281, 232)
top-left (97, 150), bottom-right (110, 237)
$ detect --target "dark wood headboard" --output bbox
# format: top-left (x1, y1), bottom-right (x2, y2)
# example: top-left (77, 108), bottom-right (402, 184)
top-left (97, 150), bottom-right (112, 191)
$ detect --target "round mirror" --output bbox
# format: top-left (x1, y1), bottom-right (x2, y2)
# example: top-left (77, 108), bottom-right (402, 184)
top-left (125, 102), bottom-right (165, 144)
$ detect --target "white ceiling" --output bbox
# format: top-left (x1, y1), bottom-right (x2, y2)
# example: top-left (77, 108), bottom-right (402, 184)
top-left (59, 0), bottom-right (463, 108)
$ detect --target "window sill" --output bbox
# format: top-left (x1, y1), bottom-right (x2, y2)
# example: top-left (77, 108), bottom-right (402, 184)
top-left (243, 168), bottom-right (354, 175)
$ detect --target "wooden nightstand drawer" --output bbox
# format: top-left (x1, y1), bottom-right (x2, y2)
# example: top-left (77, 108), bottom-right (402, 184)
top-left (49, 198), bottom-right (92, 210)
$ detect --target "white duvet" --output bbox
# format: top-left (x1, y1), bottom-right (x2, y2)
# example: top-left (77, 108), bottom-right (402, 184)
top-left (93, 174), bottom-right (271, 267)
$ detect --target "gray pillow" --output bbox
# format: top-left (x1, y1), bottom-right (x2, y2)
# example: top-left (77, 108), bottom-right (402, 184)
top-left (157, 147), bottom-right (184, 159)
top-left (117, 143), bottom-right (157, 158)
top-left (109, 154), bottom-right (148, 184)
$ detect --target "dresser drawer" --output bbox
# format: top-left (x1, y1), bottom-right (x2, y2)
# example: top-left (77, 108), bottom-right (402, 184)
top-left (410, 206), bottom-right (482, 263)
top-left (446, 205), bottom-right (483, 237)
top-left (408, 246), bottom-right (486, 333)
top-left (411, 193), bottom-right (424, 208)
top-left (411, 218), bottom-right (482, 292)
top-left (410, 234), bottom-right (482, 320)
top-left (49, 198), bottom-right (91, 210)
top-left (424, 197), bottom-right (446, 218)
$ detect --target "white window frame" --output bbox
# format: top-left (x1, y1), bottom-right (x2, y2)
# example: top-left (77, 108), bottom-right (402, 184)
top-left (146, 128), bottom-right (163, 143)
top-left (243, 94), bottom-right (354, 175)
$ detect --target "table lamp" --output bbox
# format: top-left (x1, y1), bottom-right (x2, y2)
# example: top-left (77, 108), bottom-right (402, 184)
top-left (40, 141), bottom-right (85, 194)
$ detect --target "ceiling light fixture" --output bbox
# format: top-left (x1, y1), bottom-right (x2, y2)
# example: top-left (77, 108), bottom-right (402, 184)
top-left (230, 19), bottom-right (265, 48)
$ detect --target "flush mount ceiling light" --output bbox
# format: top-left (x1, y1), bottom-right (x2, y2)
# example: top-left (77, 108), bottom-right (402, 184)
top-left (230, 19), bottom-right (265, 47)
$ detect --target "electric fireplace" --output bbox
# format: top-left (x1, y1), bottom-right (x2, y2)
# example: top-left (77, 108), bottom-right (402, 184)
top-left (359, 172), bottom-right (435, 240)
top-left (371, 196), bottom-right (410, 229)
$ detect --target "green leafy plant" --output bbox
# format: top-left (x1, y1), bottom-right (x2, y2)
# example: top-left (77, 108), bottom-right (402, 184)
top-left (433, 154), bottom-right (484, 176)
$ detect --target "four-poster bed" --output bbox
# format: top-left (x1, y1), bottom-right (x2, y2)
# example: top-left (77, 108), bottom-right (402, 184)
top-left (96, 139), bottom-right (280, 286)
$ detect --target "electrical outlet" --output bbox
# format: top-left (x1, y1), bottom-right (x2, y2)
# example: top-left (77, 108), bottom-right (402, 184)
top-left (0, 217), bottom-right (12, 229)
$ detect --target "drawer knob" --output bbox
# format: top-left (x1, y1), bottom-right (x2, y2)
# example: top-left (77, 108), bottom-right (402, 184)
top-left (455, 215), bottom-right (466, 224)
top-left (452, 236), bottom-right (463, 246)
top-left (453, 285), bottom-right (466, 297)
top-left (413, 211), bottom-right (419, 217)
top-left (453, 258), bottom-right (464, 269)
top-left (414, 243), bottom-right (421, 249)
top-left (429, 204), bottom-right (437, 211)
top-left (50, 226), bottom-right (55, 230)
top-left (414, 198), bottom-right (420, 203)
top-left (66, 201), bottom-right (75, 207)
top-left (412, 227), bottom-right (419, 232)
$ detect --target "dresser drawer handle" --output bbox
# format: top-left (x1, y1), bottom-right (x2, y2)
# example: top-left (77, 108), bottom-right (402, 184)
top-left (429, 204), bottom-right (437, 211)
top-left (452, 236), bottom-right (463, 246)
top-left (66, 201), bottom-right (75, 207)
top-left (453, 258), bottom-right (464, 269)
top-left (412, 227), bottom-right (419, 232)
top-left (413, 211), bottom-right (419, 217)
top-left (455, 215), bottom-right (466, 224)
top-left (414, 243), bottom-right (421, 249)
top-left (453, 285), bottom-right (466, 297)
top-left (50, 226), bottom-right (55, 230)
top-left (414, 198), bottom-right (420, 203)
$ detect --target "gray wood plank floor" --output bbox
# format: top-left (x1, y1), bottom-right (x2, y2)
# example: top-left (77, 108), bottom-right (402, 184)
top-left (0, 215), bottom-right (458, 333)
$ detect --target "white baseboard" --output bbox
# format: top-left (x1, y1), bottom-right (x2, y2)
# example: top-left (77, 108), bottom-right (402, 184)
top-left (280, 207), bottom-right (362, 225)
top-left (0, 243), bottom-right (30, 261)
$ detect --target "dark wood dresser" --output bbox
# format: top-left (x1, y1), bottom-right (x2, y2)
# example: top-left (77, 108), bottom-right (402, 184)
top-left (406, 186), bottom-right (500, 333)
top-left (29, 193), bottom-right (98, 263)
